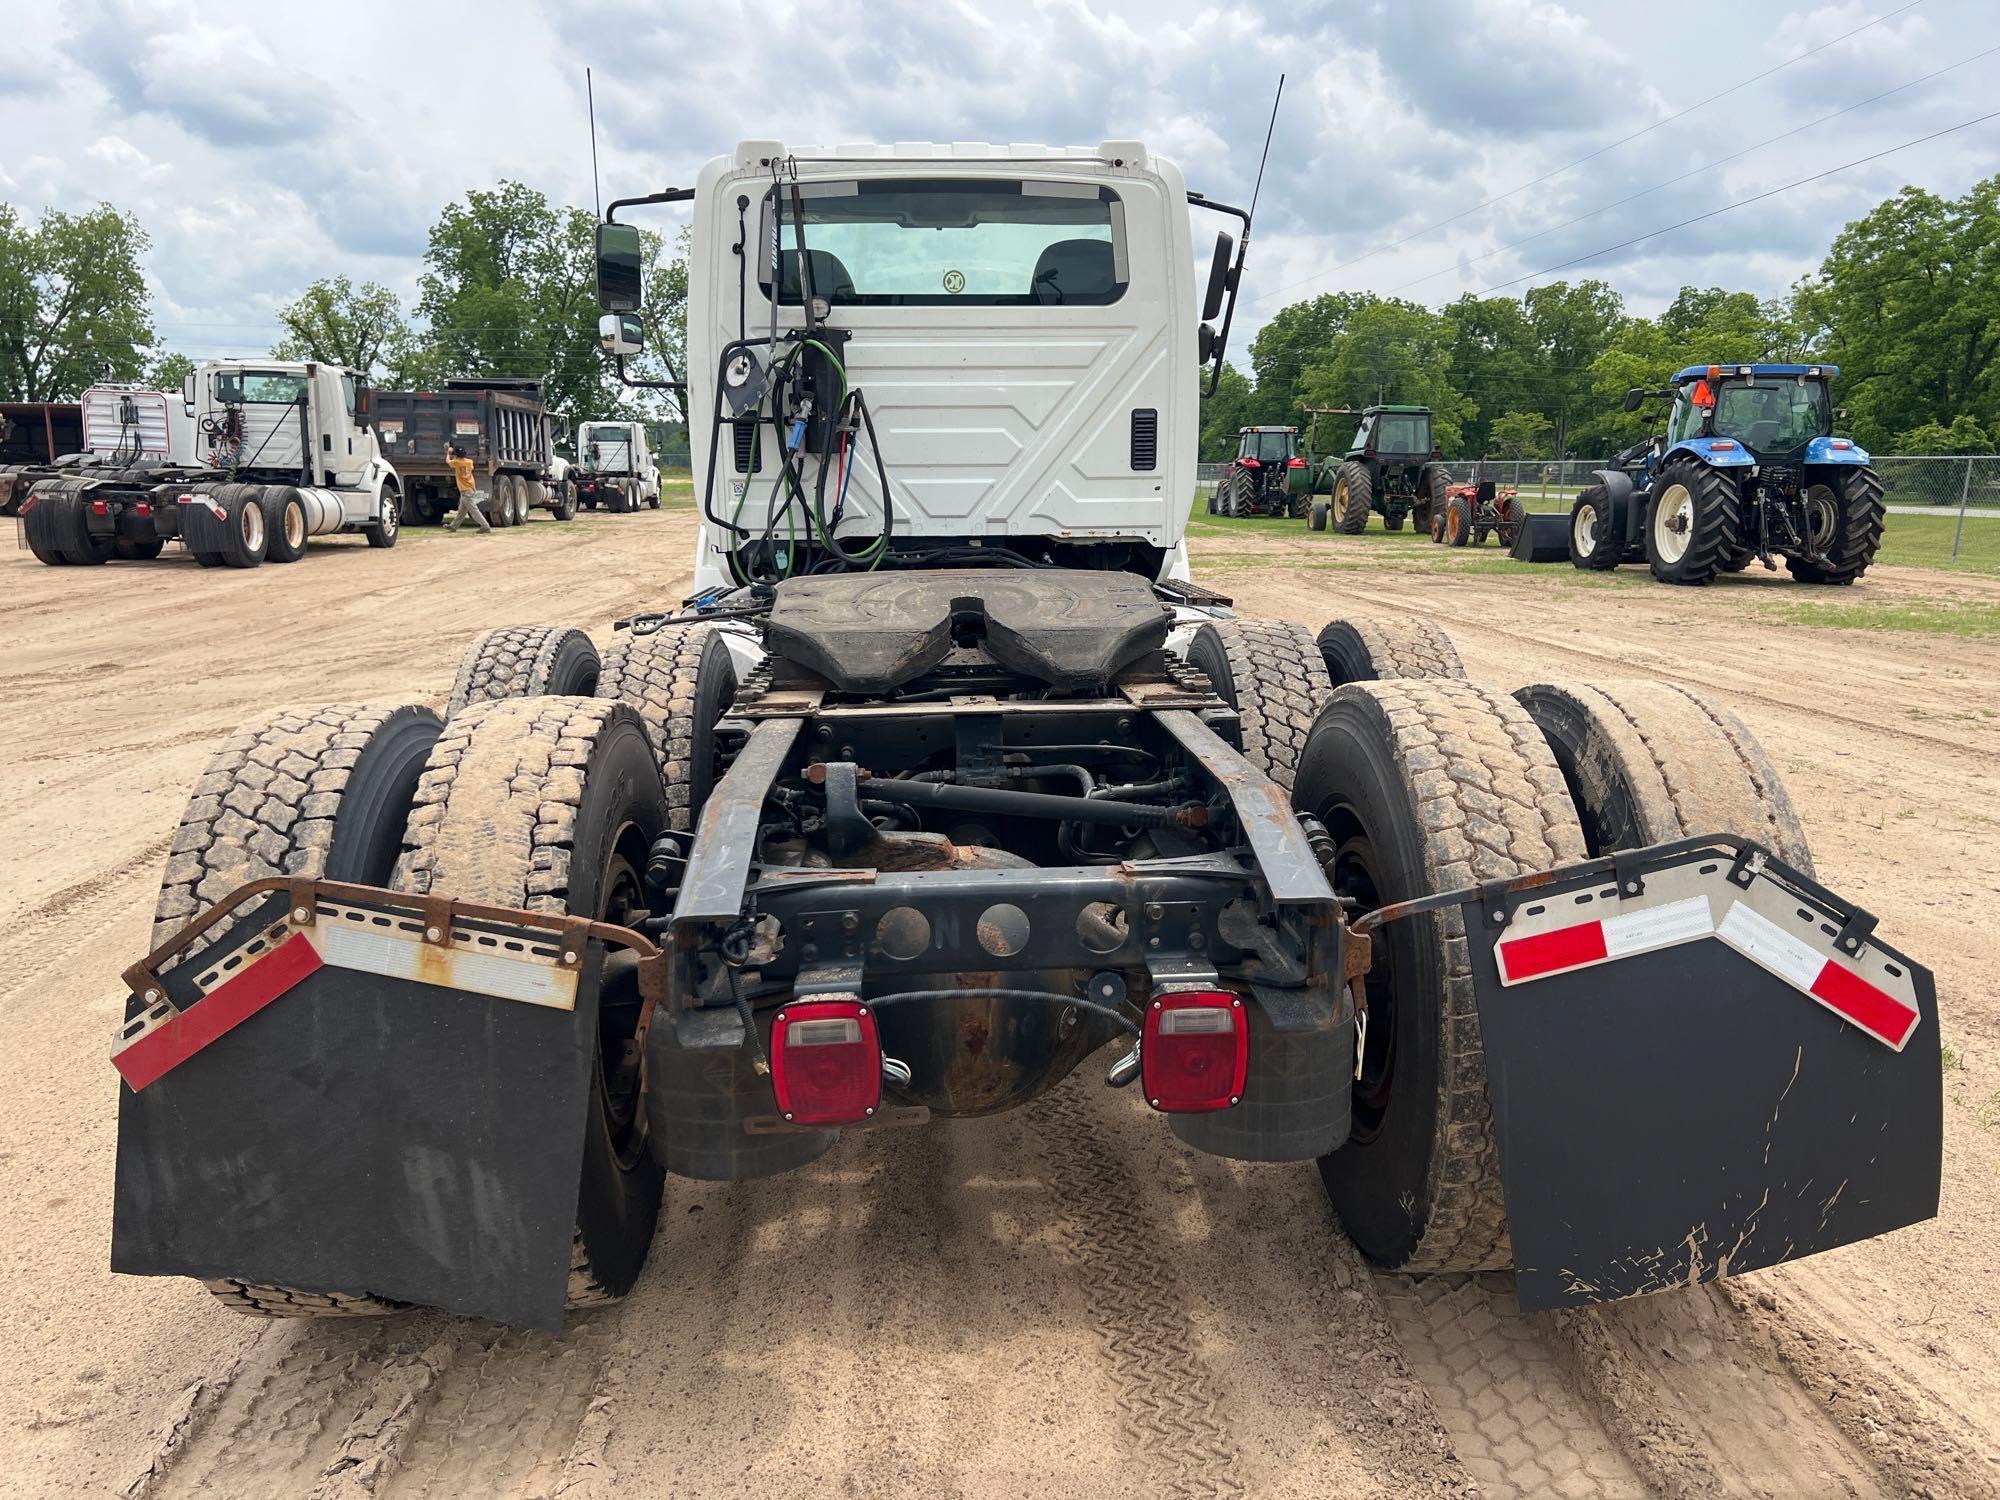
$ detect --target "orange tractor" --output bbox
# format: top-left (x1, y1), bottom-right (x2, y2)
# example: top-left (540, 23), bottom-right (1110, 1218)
top-left (1429, 460), bottom-right (1528, 548)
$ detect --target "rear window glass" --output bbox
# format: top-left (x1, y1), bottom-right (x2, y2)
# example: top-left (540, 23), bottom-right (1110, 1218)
top-left (1374, 413), bottom-right (1431, 453)
top-left (1242, 431), bottom-right (1294, 461)
top-left (216, 372), bottom-right (306, 405)
top-left (761, 179), bottom-right (1127, 307)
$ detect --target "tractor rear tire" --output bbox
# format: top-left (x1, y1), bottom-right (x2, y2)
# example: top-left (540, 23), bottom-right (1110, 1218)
top-left (596, 624), bottom-right (739, 831)
top-left (1513, 679), bottom-right (1814, 876)
top-left (155, 702), bottom-right (443, 1319)
top-left (1332, 463), bottom-right (1371, 534)
top-left (1416, 464), bottom-right (1448, 536)
top-left (1443, 494), bottom-right (1473, 547)
top-left (446, 624), bottom-right (603, 718)
top-left (1644, 460), bottom-right (1738, 585)
top-left (1567, 486), bottom-right (1620, 571)
top-left (1184, 618), bottom-right (1333, 791)
top-left (1786, 469), bottom-right (1884, 586)
top-left (1496, 492), bottom-right (1527, 549)
top-left (1719, 548), bottom-right (1754, 573)
top-left (1288, 490), bottom-right (1311, 520)
top-left (1206, 489), bottom-right (1219, 516)
top-left (1308, 499), bottom-right (1328, 532)
top-left (395, 698), bottom-right (668, 1308)
top-left (1299, 681), bottom-right (1586, 1273)
top-left (1316, 617), bottom-right (1465, 686)
top-left (1228, 470), bottom-right (1255, 518)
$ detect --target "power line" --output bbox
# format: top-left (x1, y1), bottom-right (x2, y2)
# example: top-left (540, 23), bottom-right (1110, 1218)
top-left (1477, 104), bottom-right (2000, 296)
top-left (1383, 42), bottom-right (2000, 298)
top-left (1262, 0), bottom-right (1926, 302)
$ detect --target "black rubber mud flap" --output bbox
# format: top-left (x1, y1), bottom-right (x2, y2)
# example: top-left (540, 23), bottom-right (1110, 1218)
top-left (1455, 842), bottom-right (1941, 1312)
top-left (112, 891), bottom-right (603, 1331)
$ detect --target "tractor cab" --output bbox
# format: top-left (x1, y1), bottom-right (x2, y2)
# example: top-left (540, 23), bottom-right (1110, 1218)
top-left (1236, 426), bottom-right (1297, 465)
top-left (1668, 364), bottom-right (1841, 463)
top-left (1345, 405), bottom-right (1435, 463)
top-left (1212, 425), bottom-right (1306, 517)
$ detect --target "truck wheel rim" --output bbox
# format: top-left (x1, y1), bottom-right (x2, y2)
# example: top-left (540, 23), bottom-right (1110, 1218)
top-left (284, 502), bottom-right (305, 550)
top-left (1331, 828), bottom-right (1397, 1144)
top-left (382, 495), bottom-right (399, 537)
top-left (1804, 485), bottom-right (1838, 550)
top-left (596, 842), bottom-right (650, 1170)
top-left (1572, 502), bottom-right (1597, 557)
top-left (240, 502), bottom-right (265, 552)
top-left (1653, 484), bottom-right (1693, 563)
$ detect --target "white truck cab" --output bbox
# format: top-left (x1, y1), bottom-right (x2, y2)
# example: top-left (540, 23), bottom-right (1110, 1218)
top-left (668, 140), bottom-right (1209, 592)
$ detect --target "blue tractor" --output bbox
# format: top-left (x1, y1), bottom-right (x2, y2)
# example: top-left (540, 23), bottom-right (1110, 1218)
top-left (1568, 364), bottom-right (1884, 585)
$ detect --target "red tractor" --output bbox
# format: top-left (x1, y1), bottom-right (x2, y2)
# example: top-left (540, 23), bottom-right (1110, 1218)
top-left (1430, 460), bottom-right (1528, 548)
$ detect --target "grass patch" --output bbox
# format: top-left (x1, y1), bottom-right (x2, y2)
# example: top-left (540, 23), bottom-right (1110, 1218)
top-left (1757, 597), bottom-right (2000, 640)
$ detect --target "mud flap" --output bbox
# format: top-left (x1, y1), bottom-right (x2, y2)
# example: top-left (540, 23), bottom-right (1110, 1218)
top-left (111, 889), bottom-right (604, 1330)
top-left (1458, 842), bottom-right (1941, 1312)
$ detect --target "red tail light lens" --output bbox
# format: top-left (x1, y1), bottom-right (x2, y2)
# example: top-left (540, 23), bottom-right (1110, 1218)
top-left (770, 999), bottom-right (881, 1125)
top-left (90, 500), bottom-right (110, 515)
top-left (1142, 990), bottom-right (1248, 1113)
top-left (1710, 440), bottom-right (1737, 452)
top-left (1286, 456), bottom-right (1307, 468)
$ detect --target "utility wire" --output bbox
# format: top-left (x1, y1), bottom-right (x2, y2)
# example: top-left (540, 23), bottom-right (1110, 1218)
top-left (1477, 104), bottom-right (2000, 295)
top-left (1384, 41), bottom-right (2000, 298)
top-left (1263, 0), bottom-right (1925, 301)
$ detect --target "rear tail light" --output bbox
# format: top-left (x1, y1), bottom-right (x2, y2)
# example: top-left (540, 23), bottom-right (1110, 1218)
top-left (1141, 990), bottom-right (1248, 1113)
top-left (1286, 456), bottom-right (1307, 469)
top-left (1710, 440), bottom-right (1737, 452)
top-left (136, 502), bottom-right (152, 516)
top-left (1831, 439), bottom-right (1852, 450)
top-left (771, 999), bottom-right (881, 1125)
top-left (1240, 458), bottom-right (1261, 469)
top-left (90, 500), bottom-right (109, 515)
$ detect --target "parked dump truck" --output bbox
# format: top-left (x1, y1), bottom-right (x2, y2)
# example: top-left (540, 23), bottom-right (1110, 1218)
top-left (18, 361), bottom-right (401, 568)
top-left (1, 400), bottom-right (85, 515)
top-left (371, 377), bottom-right (571, 527)
top-left (575, 418), bottom-right (660, 511)
top-left (112, 139), bottom-right (1940, 1333)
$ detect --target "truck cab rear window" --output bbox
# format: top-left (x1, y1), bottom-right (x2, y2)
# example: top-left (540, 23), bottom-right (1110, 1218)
top-left (760, 179), bottom-right (1127, 307)
top-left (216, 372), bottom-right (307, 405)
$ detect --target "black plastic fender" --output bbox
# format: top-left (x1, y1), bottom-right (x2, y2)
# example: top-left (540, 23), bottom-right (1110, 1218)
top-left (1588, 468), bottom-right (1640, 551)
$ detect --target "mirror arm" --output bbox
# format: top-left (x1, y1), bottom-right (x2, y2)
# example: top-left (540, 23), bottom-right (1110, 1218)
top-left (606, 187), bottom-right (694, 224)
top-left (613, 357), bottom-right (688, 422)
top-left (1189, 195), bottom-right (1251, 399)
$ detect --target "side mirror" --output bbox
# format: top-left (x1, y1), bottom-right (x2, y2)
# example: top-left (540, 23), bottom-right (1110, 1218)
top-left (1623, 386), bottom-right (1646, 412)
top-left (182, 370), bottom-right (196, 414)
top-left (596, 222), bottom-right (645, 314)
top-left (1202, 232), bottom-right (1233, 322)
top-left (599, 312), bottom-right (644, 357)
top-left (1198, 323), bottom-right (1216, 364)
top-left (354, 383), bottom-right (372, 419)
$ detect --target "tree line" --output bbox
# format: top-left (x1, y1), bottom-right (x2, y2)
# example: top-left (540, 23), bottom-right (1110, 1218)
top-left (0, 184), bottom-right (687, 445)
top-left (1202, 174), bottom-right (2000, 461)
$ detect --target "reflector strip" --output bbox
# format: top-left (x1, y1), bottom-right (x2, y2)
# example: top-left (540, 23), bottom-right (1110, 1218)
top-left (1498, 921), bottom-right (1606, 981)
top-left (114, 933), bottom-right (322, 1091)
top-left (1718, 903), bottom-right (1919, 1050)
top-left (1497, 895), bottom-right (1715, 983)
top-left (317, 922), bottom-right (577, 1011)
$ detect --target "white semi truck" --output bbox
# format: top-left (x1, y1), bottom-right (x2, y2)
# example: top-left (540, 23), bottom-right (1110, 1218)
top-left (19, 359), bottom-right (401, 568)
top-left (573, 418), bottom-right (660, 511)
top-left (114, 139), bottom-right (1942, 1337)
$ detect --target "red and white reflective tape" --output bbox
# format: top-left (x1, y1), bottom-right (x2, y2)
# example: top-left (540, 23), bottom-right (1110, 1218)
top-left (1494, 860), bottom-right (1920, 1052)
top-left (113, 905), bottom-right (580, 1092)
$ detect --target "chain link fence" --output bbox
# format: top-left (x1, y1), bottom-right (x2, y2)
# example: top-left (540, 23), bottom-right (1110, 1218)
top-left (1196, 454), bottom-right (2000, 564)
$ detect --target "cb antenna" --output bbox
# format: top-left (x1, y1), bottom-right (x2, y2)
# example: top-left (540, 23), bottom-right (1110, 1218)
top-left (586, 67), bottom-right (602, 220)
top-left (1196, 72), bottom-right (1284, 399)
top-left (1245, 72), bottom-right (1285, 229)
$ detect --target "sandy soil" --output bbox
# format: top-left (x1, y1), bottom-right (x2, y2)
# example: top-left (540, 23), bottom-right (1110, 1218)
top-left (1, 509), bottom-right (1996, 1498)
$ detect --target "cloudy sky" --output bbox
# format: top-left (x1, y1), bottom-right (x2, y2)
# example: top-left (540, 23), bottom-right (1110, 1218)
top-left (2, 0), bottom-right (1994, 364)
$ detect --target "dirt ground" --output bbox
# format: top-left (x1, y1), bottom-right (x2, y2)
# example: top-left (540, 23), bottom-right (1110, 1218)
top-left (2, 506), bottom-right (1997, 1498)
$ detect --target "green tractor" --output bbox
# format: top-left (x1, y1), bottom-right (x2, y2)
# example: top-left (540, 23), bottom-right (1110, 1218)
top-left (1303, 404), bottom-right (1450, 535)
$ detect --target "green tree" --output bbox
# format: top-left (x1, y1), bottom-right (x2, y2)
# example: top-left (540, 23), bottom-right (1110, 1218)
top-left (1488, 410), bottom-right (1553, 458)
top-left (1523, 279), bottom-right (1622, 459)
top-left (145, 350), bottom-right (195, 392)
top-left (1893, 414), bottom-right (1990, 453)
top-left (1794, 178), bottom-right (2000, 451)
top-left (271, 276), bottom-right (418, 381)
top-left (1444, 294), bottom-right (1540, 457)
top-left (414, 182), bottom-right (687, 436)
top-left (0, 203), bottom-right (153, 400)
top-left (1245, 291), bottom-right (1370, 425)
top-left (1300, 299), bottom-right (1473, 454)
top-left (1200, 361), bottom-right (1255, 461)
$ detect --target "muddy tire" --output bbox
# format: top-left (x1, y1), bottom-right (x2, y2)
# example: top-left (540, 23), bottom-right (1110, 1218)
top-left (1416, 463), bottom-right (1447, 535)
top-left (608, 483), bottom-right (633, 515)
top-left (23, 488), bottom-right (70, 566)
top-left (1316, 616), bottom-right (1465, 686)
top-left (260, 487), bottom-right (309, 564)
top-left (446, 624), bottom-right (603, 719)
top-left (1332, 462), bottom-right (1371, 534)
top-left (1787, 468), bottom-right (1884, 586)
top-left (1567, 486), bottom-right (1620, 570)
top-left (1308, 499), bottom-right (1328, 532)
top-left (395, 697), bottom-right (669, 1307)
top-left (1513, 679), bottom-right (1814, 875)
top-left (488, 477), bottom-right (514, 528)
top-left (1297, 681), bottom-right (1586, 1272)
top-left (596, 624), bottom-right (738, 832)
top-left (154, 702), bottom-right (443, 1318)
top-left (364, 486), bottom-right (399, 548)
top-left (1184, 617), bottom-right (1333, 792)
top-left (1496, 492), bottom-right (1527, 548)
top-left (554, 483), bottom-right (578, 521)
top-left (1645, 460), bottom-right (1739, 585)
top-left (1443, 494), bottom-right (1473, 547)
top-left (216, 483), bottom-right (268, 568)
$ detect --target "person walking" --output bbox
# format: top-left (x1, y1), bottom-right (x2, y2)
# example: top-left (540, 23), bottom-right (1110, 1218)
top-left (444, 445), bottom-right (491, 533)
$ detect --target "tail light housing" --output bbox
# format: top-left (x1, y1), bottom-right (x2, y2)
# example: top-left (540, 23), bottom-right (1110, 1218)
top-left (1831, 439), bottom-right (1852, 450)
top-left (90, 499), bottom-right (110, 515)
top-left (1142, 990), bottom-right (1248, 1113)
top-left (1710, 440), bottom-right (1737, 452)
top-left (1286, 456), bottom-right (1307, 469)
top-left (770, 998), bottom-right (881, 1125)
top-left (1239, 457), bottom-right (1261, 469)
